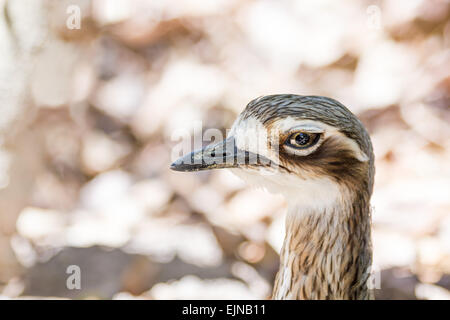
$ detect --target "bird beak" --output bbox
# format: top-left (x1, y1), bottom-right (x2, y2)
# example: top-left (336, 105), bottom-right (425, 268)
top-left (170, 137), bottom-right (271, 172)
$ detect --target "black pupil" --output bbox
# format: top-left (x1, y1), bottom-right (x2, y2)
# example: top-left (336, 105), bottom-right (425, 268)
top-left (295, 133), bottom-right (310, 145)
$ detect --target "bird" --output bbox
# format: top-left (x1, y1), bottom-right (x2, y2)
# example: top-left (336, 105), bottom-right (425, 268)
top-left (170, 94), bottom-right (375, 300)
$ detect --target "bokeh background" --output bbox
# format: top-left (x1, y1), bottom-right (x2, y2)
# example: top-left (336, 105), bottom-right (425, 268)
top-left (0, 0), bottom-right (449, 299)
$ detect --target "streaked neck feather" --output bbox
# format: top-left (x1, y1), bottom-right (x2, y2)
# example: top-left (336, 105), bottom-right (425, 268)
top-left (273, 191), bottom-right (373, 300)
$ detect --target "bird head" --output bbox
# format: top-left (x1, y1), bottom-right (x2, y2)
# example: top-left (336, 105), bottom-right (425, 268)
top-left (171, 95), bottom-right (374, 211)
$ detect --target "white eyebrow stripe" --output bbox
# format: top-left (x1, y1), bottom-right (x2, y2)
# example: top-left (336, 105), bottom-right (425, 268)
top-left (231, 115), bottom-right (370, 163)
top-left (275, 118), bottom-right (328, 133)
top-left (287, 125), bottom-right (325, 133)
top-left (274, 117), bottom-right (370, 162)
top-left (333, 132), bottom-right (369, 162)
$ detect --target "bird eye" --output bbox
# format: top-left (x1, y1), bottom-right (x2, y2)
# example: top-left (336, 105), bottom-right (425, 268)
top-left (286, 132), bottom-right (320, 149)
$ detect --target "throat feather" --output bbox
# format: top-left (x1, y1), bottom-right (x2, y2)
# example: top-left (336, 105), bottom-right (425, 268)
top-left (272, 193), bottom-right (373, 300)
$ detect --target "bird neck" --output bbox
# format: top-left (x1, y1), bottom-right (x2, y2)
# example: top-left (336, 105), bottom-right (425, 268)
top-left (272, 190), bottom-right (373, 300)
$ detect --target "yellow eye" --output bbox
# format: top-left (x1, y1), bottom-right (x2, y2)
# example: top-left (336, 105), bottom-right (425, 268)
top-left (286, 132), bottom-right (320, 149)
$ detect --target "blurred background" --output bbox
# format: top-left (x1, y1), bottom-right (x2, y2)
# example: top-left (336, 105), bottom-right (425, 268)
top-left (0, 0), bottom-right (449, 300)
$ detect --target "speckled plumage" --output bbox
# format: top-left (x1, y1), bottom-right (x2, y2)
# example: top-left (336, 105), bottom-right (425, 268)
top-left (272, 189), bottom-right (373, 300)
top-left (241, 95), bottom-right (375, 300)
top-left (171, 94), bottom-right (376, 300)
top-left (242, 94), bottom-right (374, 194)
